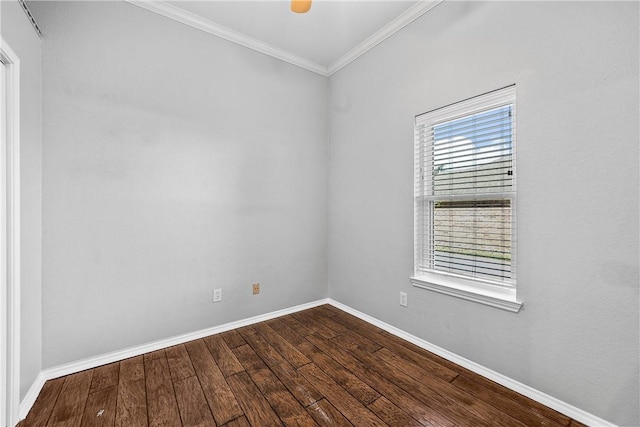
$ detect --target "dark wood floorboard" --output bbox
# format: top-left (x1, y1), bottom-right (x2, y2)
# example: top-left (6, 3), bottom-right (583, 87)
top-left (203, 335), bottom-right (245, 378)
top-left (220, 330), bottom-right (247, 349)
top-left (46, 369), bottom-right (93, 427)
top-left (20, 305), bottom-right (581, 427)
top-left (173, 376), bottom-right (215, 427)
top-left (367, 396), bottom-right (422, 427)
top-left (298, 363), bottom-right (387, 427)
top-left (185, 339), bottom-right (244, 425)
top-left (114, 356), bottom-right (147, 427)
top-left (221, 415), bottom-right (251, 427)
top-left (19, 377), bottom-right (65, 427)
top-left (253, 322), bottom-right (312, 369)
top-left (165, 344), bottom-right (196, 383)
top-left (232, 343), bottom-right (318, 426)
top-left (80, 386), bottom-right (117, 427)
top-left (227, 372), bottom-right (284, 427)
top-left (238, 326), bottom-right (323, 407)
top-left (144, 352), bottom-right (182, 427)
top-left (305, 332), bottom-right (458, 427)
top-left (305, 399), bottom-right (352, 427)
top-left (88, 364), bottom-right (119, 394)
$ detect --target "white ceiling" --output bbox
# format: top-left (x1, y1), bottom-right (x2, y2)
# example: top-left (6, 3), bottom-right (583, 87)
top-left (167, 1), bottom-right (417, 66)
top-left (128, 0), bottom-right (443, 75)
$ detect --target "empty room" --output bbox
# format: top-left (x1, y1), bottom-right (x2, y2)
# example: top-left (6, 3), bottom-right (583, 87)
top-left (1, 0), bottom-right (638, 426)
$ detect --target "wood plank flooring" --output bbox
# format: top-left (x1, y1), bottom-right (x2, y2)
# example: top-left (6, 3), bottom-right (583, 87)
top-left (19, 305), bottom-right (585, 427)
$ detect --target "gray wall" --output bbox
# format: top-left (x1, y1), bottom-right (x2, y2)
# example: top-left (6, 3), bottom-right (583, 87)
top-left (21, 1), bottom-right (640, 424)
top-left (1, 0), bottom-right (43, 400)
top-left (327, 2), bottom-right (639, 425)
top-left (30, 1), bottom-right (328, 368)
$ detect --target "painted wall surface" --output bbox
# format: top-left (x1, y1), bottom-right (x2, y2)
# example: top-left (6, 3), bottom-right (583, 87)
top-left (327, 2), bottom-right (639, 425)
top-left (1, 0), bottom-right (43, 400)
top-left (30, 1), bottom-right (328, 368)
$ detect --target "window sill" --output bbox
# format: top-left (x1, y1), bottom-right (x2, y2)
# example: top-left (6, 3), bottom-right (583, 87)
top-left (410, 273), bottom-right (522, 313)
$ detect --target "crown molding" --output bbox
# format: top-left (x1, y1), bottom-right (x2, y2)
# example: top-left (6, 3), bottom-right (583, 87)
top-left (124, 0), bottom-right (329, 76)
top-left (124, 0), bottom-right (443, 79)
top-left (18, 0), bottom-right (42, 37)
top-left (327, 0), bottom-right (443, 76)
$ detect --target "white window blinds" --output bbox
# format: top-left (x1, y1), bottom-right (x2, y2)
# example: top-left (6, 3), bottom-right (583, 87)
top-left (415, 86), bottom-right (516, 287)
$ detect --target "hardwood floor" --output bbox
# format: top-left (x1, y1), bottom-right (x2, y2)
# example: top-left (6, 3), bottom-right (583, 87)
top-left (19, 305), bottom-right (585, 427)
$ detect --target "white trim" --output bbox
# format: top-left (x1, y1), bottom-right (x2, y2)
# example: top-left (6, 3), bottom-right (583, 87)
top-left (327, 299), bottom-right (616, 427)
top-left (123, 1), bottom-right (444, 78)
top-left (18, 299), bottom-right (329, 421)
top-left (124, 0), bottom-right (329, 76)
top-left (0, 53), bottom-right (6, 427)
top-left (416, 84), bottom-right (517, 125)
top-left (327, 0), bottom-right (443, 76)
top-left (0, 39), bottom-right (21, 427)
top-left (17, 0), bottom-right (42, 37)
top-left (17, 373), bottom-right (45, 421)
top-left (414, 85), bottom-right (519, 311)
top-left (18, 297), bottom-right (615, 426)
top-left (410, 275), bottom-right (522, 313)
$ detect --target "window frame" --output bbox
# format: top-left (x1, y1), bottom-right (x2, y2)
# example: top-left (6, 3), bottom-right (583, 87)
top-left (411, 86), bottom-right (522, 312)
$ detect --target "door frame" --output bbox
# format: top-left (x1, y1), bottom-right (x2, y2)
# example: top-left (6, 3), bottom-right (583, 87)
top-left (0, 38), bottom-right (21, 427)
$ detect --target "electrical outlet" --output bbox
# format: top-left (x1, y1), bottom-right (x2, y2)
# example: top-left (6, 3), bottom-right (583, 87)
top-left (400, 292), bottom-right (408, 307)
top-left (213, 288), bottom-right (222, 302)
top-left (252, 283), bottom-right (260, 295)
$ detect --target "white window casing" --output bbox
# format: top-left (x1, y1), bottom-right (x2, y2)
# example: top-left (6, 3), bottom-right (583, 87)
top-left (412, 85), bottom-right (522, 312)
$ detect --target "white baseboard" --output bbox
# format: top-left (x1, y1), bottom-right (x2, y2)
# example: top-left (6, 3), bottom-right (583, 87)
top-left (18, 298), bottom-right (329, 421)
top-left (327, 299), bottom-right (616, 427)
top-left (19, 297), bottom-right (616, 427)
top-left (18, 372), bottom-right (46, 421)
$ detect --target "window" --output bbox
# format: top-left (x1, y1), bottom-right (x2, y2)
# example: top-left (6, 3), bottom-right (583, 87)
top-left (411, 86), bottom-right (522, 312)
